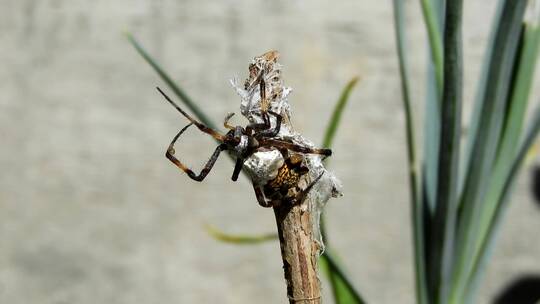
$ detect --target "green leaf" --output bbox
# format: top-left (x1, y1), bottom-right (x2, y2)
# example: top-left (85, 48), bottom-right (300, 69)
top-left (449, 2), bottom-right (528, 303)
top-left (459, 1), bottom-right (505, 196)
top-left (126, 33), bottom-right (217, 130)
top-left (463, 106), bottom-right (540, 303)
top-left (322, 77), bottom-right (359, 149)
top-left (428, 1), bottom-right (464, 303)
top-left (463, 13), bottom-right (540, 302)
top-left (320, 252), bottom-right (366, 304)
top-left (320, 76), bottom-right (360, 216)
top-left (424, 56), bottom-right (441, 214)
top-left (422, 0), bottom-right (444, 214)
top-left (420, 0), bottom-right (444, 94)
top-left (319, 76), bottom-right (362, 304)
top-left (392, 1), bottom-right (428, 303)
top-left (205, 224), bottom-right (278, 244)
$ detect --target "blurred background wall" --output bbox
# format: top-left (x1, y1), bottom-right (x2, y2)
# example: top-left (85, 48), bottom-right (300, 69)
top-left (1, 0), bottom-right (539, 303)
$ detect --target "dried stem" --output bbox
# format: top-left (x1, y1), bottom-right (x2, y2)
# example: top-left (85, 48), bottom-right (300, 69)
top-left (274, 204), bottom-right (322, 304)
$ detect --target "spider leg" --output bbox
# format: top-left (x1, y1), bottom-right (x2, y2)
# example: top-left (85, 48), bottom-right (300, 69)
top-left (245, 73), bottom-right (283, 136)
top-left (259, 75), bottom-right (269, 114)
top-left (165, 124), bottom-right (228, 182)
top-left (246, 111), bottom-right (282, 138)
top-left (157, 87), bottom-right (226, 142)
top-left (250, 74), bottom-right (270, 127)
top-left (231, 157), bottom-right (244, 181)
top-left (246, 121), bottom-right (269, 135)
top-left (293, 172), bottom-right (324, 205)
top-left (257, 111), bottom-right (282, 137)
top-left (259, 139), bottom-right (332, 158)
top-left (245, 109), bottom-right (272, 133)
top-left (252, 183), bottom-right (272, 207)
top-left (223, 112), bottom-right (235, 130)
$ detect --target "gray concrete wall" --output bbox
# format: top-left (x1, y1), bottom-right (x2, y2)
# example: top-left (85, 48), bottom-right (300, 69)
top-left (1, 0), bottom-right (539, 303)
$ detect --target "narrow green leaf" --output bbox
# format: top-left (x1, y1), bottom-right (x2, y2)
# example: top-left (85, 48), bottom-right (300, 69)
top-left (205, 224), bottom-right (278, 244)
top-left (322, 77), bottom-right (359, 149)
top-left (428, 1), bottom-right (464, 304)
top-left (424, 56), bottom-right (441, 214)
top-left (420, 0), bottom-right (444, 94)
top-left (319, 76), bottom-right (362, 304)
top-left (126, 33), bottom-right (217, 130)
top-left (464, 12), bottom-right (540, 301)
top-left (459, 1), bottom-right (505, 196)
top-left (423, 0), bottom-right (444, 214)
top-left (464, 106), bottom-right (540, 303)
top-left (320, 252), bottom-right (366, 304)
top-left (392, 1), bottom-right (428, 303)
top-left (450, 2), bottom-right (528, 302)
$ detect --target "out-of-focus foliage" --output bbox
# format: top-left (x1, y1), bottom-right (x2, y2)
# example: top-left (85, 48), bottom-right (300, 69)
top-left (395, 1), bottom-right (540, 303)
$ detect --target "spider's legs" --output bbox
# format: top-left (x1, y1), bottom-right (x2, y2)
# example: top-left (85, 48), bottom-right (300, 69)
top-left (157, 87), bottom-right (226, 142)
top-left (252, 183), bottom-right (272, 207)
top-left (246, 111), bottom-right (282, 138)
top-left (259, 139), bottom-right (332, 159)
top-left (165, 123), bottom-right (228, 182)
top-left (259, 75), bottom-right (269, 115)
top-left (231, 158), bottom-right (244, 181)
top-left (246, 110), bottom-right (272, 134)
top-left (258, 111), bottom-right (282, 137)
top-left (293, 172), bottom-right (324, 205)
top-left (246, 121), bottom-right (269, 135)
top-left (223, 112), bottom-right (235, 130)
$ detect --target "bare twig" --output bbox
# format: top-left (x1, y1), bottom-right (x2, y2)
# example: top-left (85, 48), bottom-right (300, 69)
top-left (274, 204), bottom-right (323, 303)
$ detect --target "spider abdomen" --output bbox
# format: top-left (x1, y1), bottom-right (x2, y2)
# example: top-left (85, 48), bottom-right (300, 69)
top-left (268, 164), bottom-right (301, 190)
top-left (263, 155), bottom-right (310, 203)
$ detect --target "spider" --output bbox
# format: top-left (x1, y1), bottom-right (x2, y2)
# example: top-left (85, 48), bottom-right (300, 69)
top-left (157, 86), bottom-right (331, 207)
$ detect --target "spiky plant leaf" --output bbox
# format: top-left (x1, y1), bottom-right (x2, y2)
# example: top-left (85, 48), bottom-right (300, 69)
top-left (393, 1), bottom-right (428, 303)
top-left (420, 0), bottom-right (444, 93)
top-left (464, 106), bottom-right (540, 302)
top-left (428, 2), bottom-right (464, 303)
top-left (463, 10), bottom-right (540, 301)
top-left (322, 77), bottom-right (360, 149)
top-left (450, 2), bottom-right (528, 302)
top-left (319, 77), bottom-right (363, 304)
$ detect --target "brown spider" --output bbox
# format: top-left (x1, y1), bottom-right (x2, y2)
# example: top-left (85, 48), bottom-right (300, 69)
top-left (157, 85), bottom-right (331, 207)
